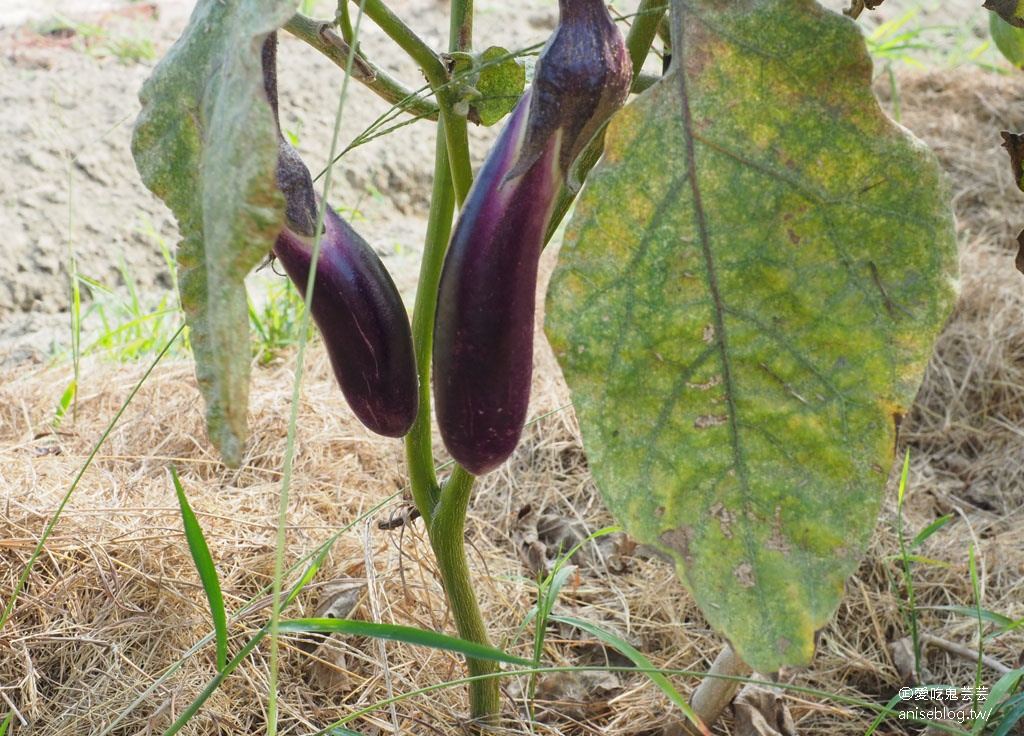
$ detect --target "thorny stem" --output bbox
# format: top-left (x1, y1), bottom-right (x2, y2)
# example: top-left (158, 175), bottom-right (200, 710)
top-left (285, 13), bottom-right (440, 120)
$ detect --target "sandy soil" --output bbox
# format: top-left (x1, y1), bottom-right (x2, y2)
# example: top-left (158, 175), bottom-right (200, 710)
top-left (0, 0), bottom-right (999, 365)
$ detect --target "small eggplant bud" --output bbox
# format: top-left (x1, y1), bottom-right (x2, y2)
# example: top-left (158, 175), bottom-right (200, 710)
top-left (273, 204), bottom-right (419, 438)
top-left (433, 0), bottom-right (630, 475)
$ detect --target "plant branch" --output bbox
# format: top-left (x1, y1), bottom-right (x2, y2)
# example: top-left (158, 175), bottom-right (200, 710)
top-left (677, 645), bottom-right (751, 735)
top-left (353, 0), bottom-right (473, 202)
top-left (449, 0), bottom-right (473, 53)
top-left (430, 465), bottom-right (500, 728)
top-left (920, 634), bottom-right (1012, 676)
top-left (284, 13), bottom-right (440, 120)
top-left (405, 127), bottom-right (456, 523)
top-left (443, 0), bottom-right (474, 205)
top-left (625, 0), bottom-right (668, 83)
top-left (358, 0), bottom-right (448, 84)
top-left (334, 0), bottom-right (354, 42)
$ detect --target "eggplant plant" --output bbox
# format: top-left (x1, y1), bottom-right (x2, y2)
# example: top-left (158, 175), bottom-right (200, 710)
top-left (133, 0), bottom-right (965, 731)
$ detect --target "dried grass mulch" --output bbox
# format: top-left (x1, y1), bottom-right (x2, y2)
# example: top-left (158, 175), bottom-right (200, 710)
top-left (2, 66), bottom-right (1024, 735)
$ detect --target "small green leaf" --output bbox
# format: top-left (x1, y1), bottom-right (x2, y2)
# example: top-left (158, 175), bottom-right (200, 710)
top-left (447, 47), bottom-right (525, 126)
top-left (131, 0), bottom-right (296, 465)
top-left (278, 619), bottom-right (531, 666)
top-left (472, 47), bottom-right (526, 126)
top-left (546, 0), bottom-right (958, 673)
top-left (52, 379), bottom-right (77, 429)
top-left (171, 466), bottom-right (228, 671)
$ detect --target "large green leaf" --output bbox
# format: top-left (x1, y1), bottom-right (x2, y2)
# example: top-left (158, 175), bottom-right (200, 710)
top-left (546, 0), bottom-right (958, 674)
top-left (132, 0), bottom-right (295, 466)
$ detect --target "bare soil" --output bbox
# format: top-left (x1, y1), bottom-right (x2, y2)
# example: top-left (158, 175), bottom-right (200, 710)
top-left (2, 1), bottom-right (1024, 735)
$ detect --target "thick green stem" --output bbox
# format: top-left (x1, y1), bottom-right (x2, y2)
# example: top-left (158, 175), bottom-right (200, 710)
top-left (444, 0), bottom-right (474, 205)
top-left (401, 0), bottom-right (496, 724)
top-left (625, 0), bottom-right (668, 83)
top-left (404, 127), bottom-right (455, 521)
top-left (430, 466), bottom-right (500, 728)
top-left (449, 0), bottom-right (473, 54)
top-left (405, 125), bottom-right (499, 733)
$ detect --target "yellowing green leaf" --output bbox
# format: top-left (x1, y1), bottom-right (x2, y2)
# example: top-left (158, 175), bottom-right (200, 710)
top-left (132, 0), bottom-right (295, 466)
top-left (546, 0), bottom-right (958, 674)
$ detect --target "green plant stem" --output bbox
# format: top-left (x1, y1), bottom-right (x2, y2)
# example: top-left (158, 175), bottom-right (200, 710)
top-left (335, 0), bottom-right (354, 42)
top-left (404, 122), bottom-right (499, 731)
top-left (285, 13), bottom-right (440, 120)
top-left (355, 0), bottom-right (473, 203)
top-left (625, 0), bottom-right (668, 83)
top-left (443, 0), bottom-right (474, 206)
top-left (449, 0), bottom-right (472, 54)
top-left (430, 465), bottom-right (500, 728)
top-left (404, 128), bottom-right (455, 522)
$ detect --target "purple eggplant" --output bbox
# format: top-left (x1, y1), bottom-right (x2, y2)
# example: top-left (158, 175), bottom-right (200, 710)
top-left (274, 205), bottom-right (418, 438)
top-left (432, 0), bottom-right (631, 475)
top-left (263, 33), bottom-right (417, 438)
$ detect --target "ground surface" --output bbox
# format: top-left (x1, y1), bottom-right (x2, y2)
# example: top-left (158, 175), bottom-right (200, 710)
top-left (2, 1), bottom-right (1024, 735)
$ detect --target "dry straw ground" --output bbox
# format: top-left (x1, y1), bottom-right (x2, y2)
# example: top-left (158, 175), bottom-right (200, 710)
top-left (3, 21), bottom-right (1024, 736)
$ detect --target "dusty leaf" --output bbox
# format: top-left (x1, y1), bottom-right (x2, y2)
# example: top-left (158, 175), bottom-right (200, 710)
top-left (472, 46), bottom-right (526, 126)
top-left (131, 0), bottom-right (296, 465)
top-left (546, 0), bottom-right (958, 673)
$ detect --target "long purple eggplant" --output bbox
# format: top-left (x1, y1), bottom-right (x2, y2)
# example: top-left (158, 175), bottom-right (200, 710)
top-left (273, 204), bottom-right (418, 438)
top-left (432, 0), bottom-right (631, 475)
top-left (264, 34), bottom-right (416, 438)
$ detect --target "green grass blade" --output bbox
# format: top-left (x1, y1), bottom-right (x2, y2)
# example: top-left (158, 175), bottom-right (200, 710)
top-left (0, 712), bottom-right (12, 736)
top-left (282, 536), bottom-right (335, 609)
top-left (910, 514), bottom-right (953, 549)
top-left (979, 668), bottom-right (1024, 736)
top-left (919, 605), bottom-right (1019, 634)
top-left (277, 619), bottom-right (531, 666)
top-left (549, 614), bottom-right (704, 730)
top-left (52, 379), bottom-right (77, 429)
top-left (171, 465), bottom-right (228, 671)
top-left (991, 700), bottom-right (1024, 736)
